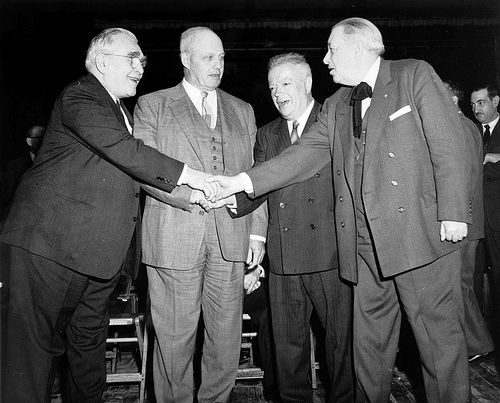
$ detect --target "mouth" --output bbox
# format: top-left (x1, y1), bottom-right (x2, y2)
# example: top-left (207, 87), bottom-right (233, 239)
top-left (277, 100), bottom-right (290, 108)
top-left (129, 76), bottom-right (141, 84)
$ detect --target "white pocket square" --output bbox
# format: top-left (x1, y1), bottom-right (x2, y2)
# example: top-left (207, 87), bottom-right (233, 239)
top-left (389, 105), bottom-right (411, 121)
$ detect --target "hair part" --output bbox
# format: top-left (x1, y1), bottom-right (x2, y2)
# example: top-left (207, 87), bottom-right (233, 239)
top-left (472, 83), bottom-right (499, 100)
top-left (85, 28), bottom-right (137, 72)
top-left (333, 17), bottom-right (385, 56)
top-left (268, 52), bottom-right (312, 79)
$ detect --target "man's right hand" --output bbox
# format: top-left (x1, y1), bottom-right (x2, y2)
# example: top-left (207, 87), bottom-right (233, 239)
top-left (206, 174), bottom-right (246, 199)
top-left (183, 167), bottom-right (220, 201)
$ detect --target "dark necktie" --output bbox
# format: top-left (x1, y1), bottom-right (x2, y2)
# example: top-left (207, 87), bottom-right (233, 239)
top-left (483, 124), bottom-right (491, 151)
top-left (350, 82), bottom-right (373, 138)
top-left (201, 91), bottom-right (213, 128)
top-left (290, 120), bottom-right (299, 144)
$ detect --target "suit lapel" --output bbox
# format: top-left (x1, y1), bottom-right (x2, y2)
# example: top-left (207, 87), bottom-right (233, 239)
top-left (363, 59), bottom-right (395, 173)
top-left (336, 90), bottom-right (356, 185)
top-left (168, 84), bottom-right (205, 167)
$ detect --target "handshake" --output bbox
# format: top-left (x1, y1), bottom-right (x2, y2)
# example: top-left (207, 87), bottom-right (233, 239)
top-left (183, 167), bottom-right (247, 211)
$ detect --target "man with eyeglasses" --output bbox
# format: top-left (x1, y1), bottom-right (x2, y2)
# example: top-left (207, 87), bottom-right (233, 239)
top-left (0, 27), bottom-right (218, 403)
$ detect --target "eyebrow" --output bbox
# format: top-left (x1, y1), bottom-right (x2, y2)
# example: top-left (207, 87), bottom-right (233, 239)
top-left (126, 51), bottom-right (142, 57)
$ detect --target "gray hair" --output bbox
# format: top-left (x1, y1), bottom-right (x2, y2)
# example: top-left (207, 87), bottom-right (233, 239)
top-left (268, 53), bottom-right (312, 79)
top-left (180, 26), bottom-right (215, 55)
top-left (85, 28), bottom-right (137, 72)
top-left (333, 17), bottom-right (385, 56)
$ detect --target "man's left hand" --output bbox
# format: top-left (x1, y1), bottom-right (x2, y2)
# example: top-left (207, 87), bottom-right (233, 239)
top-left (440, 220), bottom-right (468, 242)
top-left (246, 239), bottom-right (265, 269)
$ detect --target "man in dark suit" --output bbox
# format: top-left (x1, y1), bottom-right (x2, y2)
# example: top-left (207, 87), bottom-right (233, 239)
top-left (210, 17), bottom-right (472, 402)
top-left (444, 80), bottom-right (494, 363)
top-left (471, 83), bottom-right (500, 347)
top-left (0, 27), bottom-right (217, 403)
top-left (236, 53), bottom-right (353, 402)
top-left (133, 27), bottom-right (267, 403)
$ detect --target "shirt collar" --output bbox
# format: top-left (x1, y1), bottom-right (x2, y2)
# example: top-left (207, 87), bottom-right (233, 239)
top-left (484, 113), bottom-right (499, 132)
top-left (287, 100), bottom-right (315, 136)
top-left (362, 56), bottom-right (381, 90)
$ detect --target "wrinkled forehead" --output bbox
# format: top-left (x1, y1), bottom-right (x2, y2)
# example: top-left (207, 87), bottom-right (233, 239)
top-left (269, 63), bottom-right (306, 82)
top-left (471, 89), bottom-right (490, 103)
top-left (190, 31), bottom-right (224, 55)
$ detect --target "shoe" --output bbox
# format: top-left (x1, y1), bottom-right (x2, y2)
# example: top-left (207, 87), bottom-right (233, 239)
top-left (469, 351), bottom-right (495, 365)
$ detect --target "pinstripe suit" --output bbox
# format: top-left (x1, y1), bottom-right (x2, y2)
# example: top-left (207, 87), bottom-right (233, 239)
top-left (133, 82), bottom-right (267, 403)
top-left (249, 101), bottom-right (354, 402)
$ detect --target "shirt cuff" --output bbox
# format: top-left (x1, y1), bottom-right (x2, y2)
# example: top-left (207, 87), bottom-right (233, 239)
top-left (239, 172), bottom-right (254, 194)
top-left (177, 164), bottom-right (188, 186)
top-left (250, 234), bottom-right (266, 243)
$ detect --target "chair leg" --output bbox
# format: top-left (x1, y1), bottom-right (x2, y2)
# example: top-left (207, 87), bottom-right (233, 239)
top-left (138, 317), bottom-right (148, 403)
top-left (310, 328), bottom-right (318, 389)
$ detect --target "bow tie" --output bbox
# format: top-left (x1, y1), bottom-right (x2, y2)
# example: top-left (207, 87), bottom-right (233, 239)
top-left (350, 82), bottom-right (373, 138)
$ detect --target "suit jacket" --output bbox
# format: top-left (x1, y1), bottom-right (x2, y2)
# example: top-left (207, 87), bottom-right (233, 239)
top-left (460, 113), bottom-right (484, 241)
top-left (133, 82), bottom-right (267, 269)
top-left (479, 120), bottom-right (500, 231)
top-left (0, 73), bottom-right (184, 279)
top-left (249, 101), bottom-right (337, 275)
top-left (246, 58), bottom-right (471, 283)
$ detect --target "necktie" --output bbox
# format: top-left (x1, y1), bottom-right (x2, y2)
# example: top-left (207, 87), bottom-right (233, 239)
top-left (350, 82), bottom-right (373, 138)
top-left (483, 124), bottom-right (491, 151)
top-left (201, 91), bottom-right (213, 129)
top-left (290, 120), bottom-right (299, 144)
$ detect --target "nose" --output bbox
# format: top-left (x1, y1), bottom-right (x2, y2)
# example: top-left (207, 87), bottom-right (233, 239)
top-left (323, 51), bottom-right (330, 65)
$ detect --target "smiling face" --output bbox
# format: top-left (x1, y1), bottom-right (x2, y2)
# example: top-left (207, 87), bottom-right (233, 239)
top-left (182, 30), bottom-right (224, 91)
top-left (99, 33), bottom-right (145, 99)
top-left (268, 63), bottom-right (312, 121)
top-left (471, 88), bottom-right (499, 124)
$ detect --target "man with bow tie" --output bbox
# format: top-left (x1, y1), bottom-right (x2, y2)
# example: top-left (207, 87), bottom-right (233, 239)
top-left (209, 17), bottom-right (472, 402)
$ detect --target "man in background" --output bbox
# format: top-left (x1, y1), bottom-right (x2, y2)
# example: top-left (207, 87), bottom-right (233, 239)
top-left (471, 83), bottom-right (500, 348)
top-left (133, 26), bottom-right (267, 403)
top-left (444, 80), bottom-right (494, 364)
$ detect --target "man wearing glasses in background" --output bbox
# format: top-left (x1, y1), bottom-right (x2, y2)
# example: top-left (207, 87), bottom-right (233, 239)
top-left (0, 27), bottom-right (217, 403)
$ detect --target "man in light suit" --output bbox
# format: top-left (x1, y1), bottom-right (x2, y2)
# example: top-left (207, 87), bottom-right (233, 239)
top-left (0, 28), bottom-right (217, 403)
top-left (444, 80), bottom-right (494, 364)
top-left (210, 17), bottom-right (472, 402)
top-left (471, 83), bottom-right (500, 348)
top-left (236, 53), bottom-right (353, 402)
top-left (133, 26), bottom-right (268, 403)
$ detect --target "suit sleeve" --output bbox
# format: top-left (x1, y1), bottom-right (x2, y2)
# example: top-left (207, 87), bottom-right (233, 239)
top-left (411, 61), bottom-right (471, 223)
top-left (61, 81), bottom-right (184, 193)
top-left (248, 103), bottom-right (332, 197)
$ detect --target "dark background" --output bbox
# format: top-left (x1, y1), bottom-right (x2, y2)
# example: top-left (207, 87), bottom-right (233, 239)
top-left (1, 0), bottom-right (499, 165)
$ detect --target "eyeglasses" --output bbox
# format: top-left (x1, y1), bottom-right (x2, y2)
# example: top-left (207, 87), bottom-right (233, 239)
top-left (103, 53), bottom-right (148, 69)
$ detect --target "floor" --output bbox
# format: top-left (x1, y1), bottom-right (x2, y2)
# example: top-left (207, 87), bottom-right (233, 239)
top-left (50, 347), bottom-right (500, 403)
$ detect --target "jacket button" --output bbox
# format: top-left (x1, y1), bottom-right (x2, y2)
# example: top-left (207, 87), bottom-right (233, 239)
top-left (308, 198), bottom-right (314, 203)
top-left (337, 170), bottom-right (341, 175)
top-left (340, 221), bottom-right (345, 227)
top-left (315, 172), bottom-right (320, 177)
top-left (339, 196), bottom-right (344, 202)
top-left (389, 152), bottom-right (395, 158)
top-left (135, 193), bottom-right (140, 198)
top-left (279, 203), bottom-right (285, 208)
top-left (398, 207), bottom-right (405, 213)
top-left (391, 180), bottom-right (398, 186)
top-left (282, 227), bottom-right (289, 232)
top-left (133, 217), bottom-right (138, 222)
top-left (310, 224), bottom-right (316, 229)
top-left (199, 211), bottom-right (205, 216)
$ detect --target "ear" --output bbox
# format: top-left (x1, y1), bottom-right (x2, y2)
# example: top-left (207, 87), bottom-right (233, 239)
top-left (305, 75), bottom-right (313, 94)
top-left (95, 53), bottom-right (107, 74)
top-left (180, 52), bottom-right (190, 70)
top-left (26, 137), bottom-right (33, 147)
top-left (493, 95), bottom-right (499, 108)
top-left (452, 95), bottom-right (459, 105)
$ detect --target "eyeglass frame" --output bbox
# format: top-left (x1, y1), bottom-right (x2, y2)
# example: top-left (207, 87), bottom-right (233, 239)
top-left (102, 53), bottom-right (148, 69)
